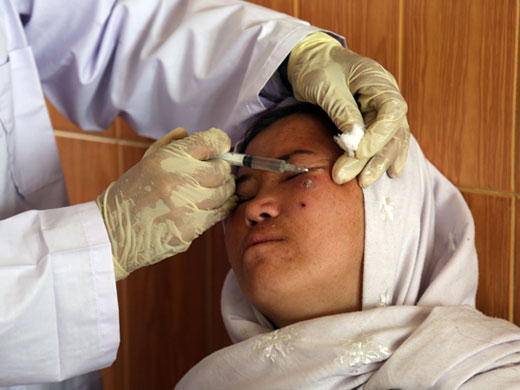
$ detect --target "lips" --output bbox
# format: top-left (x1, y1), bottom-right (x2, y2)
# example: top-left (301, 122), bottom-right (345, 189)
top-left (243, 232), bottom-right (283, 255)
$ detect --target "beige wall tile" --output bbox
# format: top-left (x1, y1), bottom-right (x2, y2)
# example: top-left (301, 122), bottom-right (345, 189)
top-left (54, 136), bottom-right (119, 204)
top-left (46, 98), bottom-right (116, 137)
top-left (402, 0), bottom-right (517, 191)
top-left (116, 117), bottom-right (156, 143)
top-left (462, 191), bottom-right (513, 320)
top-left (299, 0), bottom-right (400, 78)
top-left (246, 0), bottom-right (296, 15)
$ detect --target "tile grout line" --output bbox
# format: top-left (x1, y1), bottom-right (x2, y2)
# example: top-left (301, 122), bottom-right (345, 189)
top-left (204, 232), bottom-right (213, 354)
top-left (511, 198), bottom-right (517, 323)
top-left (513, 0), bottom-right (520, 196)
top-left (53, 129), bottom-right (153, 148)
top-left (509, 0), bottom-right (520, 324)
top-left (397, 0), bottom-right (404, 85)
top-left (115, 112), bottom-right (131, 388)
top-left (456, 185), bottom-right (519, 198)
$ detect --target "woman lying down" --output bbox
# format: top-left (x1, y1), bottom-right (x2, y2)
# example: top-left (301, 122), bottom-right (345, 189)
top-left (177, 103), bottom-right (520, 389)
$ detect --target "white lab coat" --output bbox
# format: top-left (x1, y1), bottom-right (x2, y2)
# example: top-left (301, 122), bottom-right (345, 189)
top-left (0, 0), bottom-right (321, 388)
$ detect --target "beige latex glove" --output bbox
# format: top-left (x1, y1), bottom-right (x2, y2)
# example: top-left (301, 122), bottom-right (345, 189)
top-left (288, 32), bottom-right (410, 187)
top-left (96, 127), bottom-right (236, 281)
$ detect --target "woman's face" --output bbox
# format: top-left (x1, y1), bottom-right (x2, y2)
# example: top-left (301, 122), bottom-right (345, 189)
top-left (224, 113), bottom-right (365, 328)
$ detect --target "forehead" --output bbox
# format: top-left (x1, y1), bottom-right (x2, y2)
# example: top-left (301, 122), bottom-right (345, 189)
top-left (244, 113), bottom-right (341, 157)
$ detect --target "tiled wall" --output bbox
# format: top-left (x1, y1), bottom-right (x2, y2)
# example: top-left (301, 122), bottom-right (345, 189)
top-left (293, 0), bottom-right (519, 321)
top-left (48, 1), bottom-right (519, 388)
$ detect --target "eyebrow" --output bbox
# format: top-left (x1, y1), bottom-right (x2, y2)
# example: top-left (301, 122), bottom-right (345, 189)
top-left (275, 149), bottom-right (314, 161)
top-left (236, 149), bottom-right (315, 186)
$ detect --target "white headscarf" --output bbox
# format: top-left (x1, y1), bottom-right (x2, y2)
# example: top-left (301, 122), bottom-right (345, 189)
top-left (177, 136), bottom-right (520, 389)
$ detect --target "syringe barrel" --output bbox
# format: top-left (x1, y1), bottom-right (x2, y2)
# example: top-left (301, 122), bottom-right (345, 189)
top-left (244, 155), bottom-right (286, 173)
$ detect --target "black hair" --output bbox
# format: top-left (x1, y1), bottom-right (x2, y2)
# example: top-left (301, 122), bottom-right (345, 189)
top-left (236, 102), bottom-right (339, 153)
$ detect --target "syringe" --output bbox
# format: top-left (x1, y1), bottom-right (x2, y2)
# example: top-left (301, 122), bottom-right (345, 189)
top-left (210, 152), bottom-right (308, 173)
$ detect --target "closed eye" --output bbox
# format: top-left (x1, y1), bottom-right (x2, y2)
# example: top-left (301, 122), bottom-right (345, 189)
top-left (236, 171), bottom-right (308, 204)
top-left (282, 172), bottom-right (304, 182)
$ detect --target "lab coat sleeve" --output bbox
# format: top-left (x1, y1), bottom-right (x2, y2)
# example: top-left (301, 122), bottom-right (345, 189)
top-left (18, 0), bottom-right (328, 143)
top-left (0, 202), bottom-right (119, 386)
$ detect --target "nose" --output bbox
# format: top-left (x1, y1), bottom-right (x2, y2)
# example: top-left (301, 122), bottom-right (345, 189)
top-left (244, 196), bottom-right (280, 227)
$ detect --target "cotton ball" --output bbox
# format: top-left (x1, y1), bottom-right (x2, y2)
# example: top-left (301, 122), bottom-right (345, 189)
top-left (334, 124), bottom-right (365, 157)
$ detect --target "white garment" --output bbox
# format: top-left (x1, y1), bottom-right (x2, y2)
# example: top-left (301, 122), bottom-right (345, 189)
top-left (176, 136), bottom-right (520, 389)
top-left (0, 0), bottom-right (322, 388)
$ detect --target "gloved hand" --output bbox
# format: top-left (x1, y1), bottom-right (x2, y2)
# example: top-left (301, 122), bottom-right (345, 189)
top-left (288, 32), bottom-right (410, 187)
top-left (96, 127), bottom-right (236, 281)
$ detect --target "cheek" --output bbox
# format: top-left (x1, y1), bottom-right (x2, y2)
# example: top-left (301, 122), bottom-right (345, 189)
top-left (291, 175), bottom-right (361, 244)
top-left (293, 174), bottom-right (327, 209)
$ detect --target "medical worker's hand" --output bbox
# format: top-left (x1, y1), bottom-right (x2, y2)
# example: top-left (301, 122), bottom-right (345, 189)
top-left (96, 128), bottom-right (236, 281)
top-left (288, 32), bottom-right (410, 187)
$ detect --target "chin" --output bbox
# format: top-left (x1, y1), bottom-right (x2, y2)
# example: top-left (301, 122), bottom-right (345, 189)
top-left (244, 274), bottom-right (287, 309)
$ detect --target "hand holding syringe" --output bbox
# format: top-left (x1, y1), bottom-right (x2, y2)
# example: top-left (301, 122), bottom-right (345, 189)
top-left (210, 152), bottom-right (308, 173)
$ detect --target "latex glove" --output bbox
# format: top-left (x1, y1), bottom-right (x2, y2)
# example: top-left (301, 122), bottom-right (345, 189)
top-left (288, 32), bottom-right (410, 187)
top-left (96, 127), bottom-right (236, 281)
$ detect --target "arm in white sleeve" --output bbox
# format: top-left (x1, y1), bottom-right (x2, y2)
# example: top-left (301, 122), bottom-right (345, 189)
top-left (0, 202), bottom-right (119, 386)
top-left (19, 0), bottom-right (323, 142)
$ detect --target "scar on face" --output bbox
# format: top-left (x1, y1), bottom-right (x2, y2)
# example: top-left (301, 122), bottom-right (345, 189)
top-left (303, 179), bottom-right (313, 188)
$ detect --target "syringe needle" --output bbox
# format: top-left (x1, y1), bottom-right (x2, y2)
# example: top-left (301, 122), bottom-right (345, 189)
top-left (284, 163), bottom-right (309, 173)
